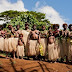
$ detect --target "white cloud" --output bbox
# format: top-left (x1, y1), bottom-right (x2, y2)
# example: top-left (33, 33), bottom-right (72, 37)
top-left (0, 0), bottom-right (28, 13)
top-left (35, 5), bottom-right (65, 29)
top-left (35, 1), bottom-right (40, 8)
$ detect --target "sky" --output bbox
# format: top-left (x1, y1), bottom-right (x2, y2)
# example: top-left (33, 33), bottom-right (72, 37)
top-left (0, 0), bottom-right (72, 28)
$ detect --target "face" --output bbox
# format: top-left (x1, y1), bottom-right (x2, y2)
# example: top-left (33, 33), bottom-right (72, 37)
top-left (19, 35), bottom-right (23, 39)
top-left (17, 25), bottom-right (20, 30)
top-left (70, 26), bottom-right (72, 31)
top-left (8, 25), bottom-right (12, 30)
top-left (55, 26), bottom-right (58, 30)
top-left (49, 27), bottom-right (52, 30)
top-left (42, 26), bottom-right (45, 30)
top-left (25, 25), bottom-right (29, 29)
top-left (49, 31), bottom-right (53, 36)
top-left (63, 25), bottom-right (67, 29)
top-left (33, 25), bottom-right (36, 30)
top-left (0, 26), bottom-right (2, 31)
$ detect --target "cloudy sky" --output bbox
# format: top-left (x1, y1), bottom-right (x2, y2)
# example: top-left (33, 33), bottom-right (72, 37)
top-left (0, 0), bottom-right (72, 28)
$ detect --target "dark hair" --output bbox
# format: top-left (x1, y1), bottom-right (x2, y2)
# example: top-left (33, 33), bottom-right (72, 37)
top-left (53, 24), bottom-right (59, 29)
top-left (25, 23), bottom-right (29, 26)
top-left (63, 23), bottom-right (67, 27)
top-left (68, 24), bottom-right (72, 29)
top-left (19, 34), bottom-right (23, 37)
top-left (16, 25), bottom-right (20, 27)
top-left (48, 26), bottom-right (52, 30)
top-left (32, 24), bottom-right (36, 27)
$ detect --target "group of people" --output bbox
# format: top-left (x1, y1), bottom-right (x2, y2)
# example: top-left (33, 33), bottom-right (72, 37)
top-left (0, 23), bottom-right (72, 64)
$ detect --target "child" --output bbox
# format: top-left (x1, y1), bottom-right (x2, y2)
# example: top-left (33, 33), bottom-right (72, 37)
top-left (17, 34), bottom-right (25, 59)
top-left (47, 31), bottom-right (58, 63)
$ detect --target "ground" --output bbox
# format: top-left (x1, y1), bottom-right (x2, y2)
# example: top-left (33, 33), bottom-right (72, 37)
top-left (0, 55), bottom-right (72, 72)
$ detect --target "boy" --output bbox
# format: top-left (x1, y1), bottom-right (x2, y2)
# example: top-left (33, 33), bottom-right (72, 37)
top-left (17, 34), bottom-right (25, 59)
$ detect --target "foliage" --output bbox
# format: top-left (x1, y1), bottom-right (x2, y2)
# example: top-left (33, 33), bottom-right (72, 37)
top-left (0, 10), bottom-right (51, 30)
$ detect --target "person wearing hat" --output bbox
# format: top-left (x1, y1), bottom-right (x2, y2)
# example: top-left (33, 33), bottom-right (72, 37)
top-left (27, 24), bottom-right (40, 60)
top-left (68, 24), bottom-right (72, 63)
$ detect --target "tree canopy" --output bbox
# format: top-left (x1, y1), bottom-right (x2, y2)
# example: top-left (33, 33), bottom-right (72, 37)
top-left (0, 10), bottom-right (51, 30)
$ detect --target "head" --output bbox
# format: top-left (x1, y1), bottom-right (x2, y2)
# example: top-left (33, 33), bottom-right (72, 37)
top-left (4, 29), bottom-right (7, 33)
top-left (63, 23), bottom-right (67, 29)
top-left (48, 26), bottom-right (52, 31)
top-left (0, 25), bottom-right (3, 31)
top-left (42, 25), bottom-right (45, 30)
top-left (55, 24), bottom-right (59, 30)
top-left (8, 25), bottom-right (12, 30)
top-left (19, 34), bottom-right (23, 39)
top-left (48, 31), bottom-right (53, 36)
top-left (69, 24), bottom-right (72, 31)
top-left (25, 23), bottom-right (29, 29)
top-left (32, 24), bottom-right (36, 30)
top-left (53, 24), bottom-right (59, 30)
top-left (16, 25), bottom-right (20, 30)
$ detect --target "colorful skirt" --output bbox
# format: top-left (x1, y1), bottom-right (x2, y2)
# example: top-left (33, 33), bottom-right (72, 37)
top-left (40, 38), bottom-right (47, 56)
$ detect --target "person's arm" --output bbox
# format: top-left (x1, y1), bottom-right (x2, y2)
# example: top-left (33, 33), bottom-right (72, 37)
top-left (27, 31), bottom-right (31, 45)
top-left (54, 36), bottom-right (56, 49)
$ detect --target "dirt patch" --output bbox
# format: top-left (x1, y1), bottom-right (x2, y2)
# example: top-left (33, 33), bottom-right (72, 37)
top-left (0, 58), bottom-right (72, 72)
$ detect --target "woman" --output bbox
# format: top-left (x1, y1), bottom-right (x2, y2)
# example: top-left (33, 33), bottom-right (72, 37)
top-left (0, 25), bottom-right (5, 51)
top-left (68, 24), bottom-right (72, 63)
top-left (40, 25), bottom-right (47, 60)
top-left (61, 23), bottom-right (69, 63)
top-left (53, 24), bottom-right (60, 61)
top-left (21, 23), bottom-right (31, 56)
top-left (27, 24), bottom-right (40, 59)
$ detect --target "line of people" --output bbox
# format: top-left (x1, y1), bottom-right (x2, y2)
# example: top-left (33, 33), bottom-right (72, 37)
top-left (0, 23), bottom-right (72, 64)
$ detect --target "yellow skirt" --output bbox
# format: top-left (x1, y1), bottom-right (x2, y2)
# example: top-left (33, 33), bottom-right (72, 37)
top-left (68, 40), bottom-right (72, 60)
top-left (40, 38), bottom-right (47, 56)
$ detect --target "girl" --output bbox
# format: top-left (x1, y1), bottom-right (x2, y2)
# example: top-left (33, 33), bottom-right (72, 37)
top-left (17, 34), bottom-right (25, 59)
